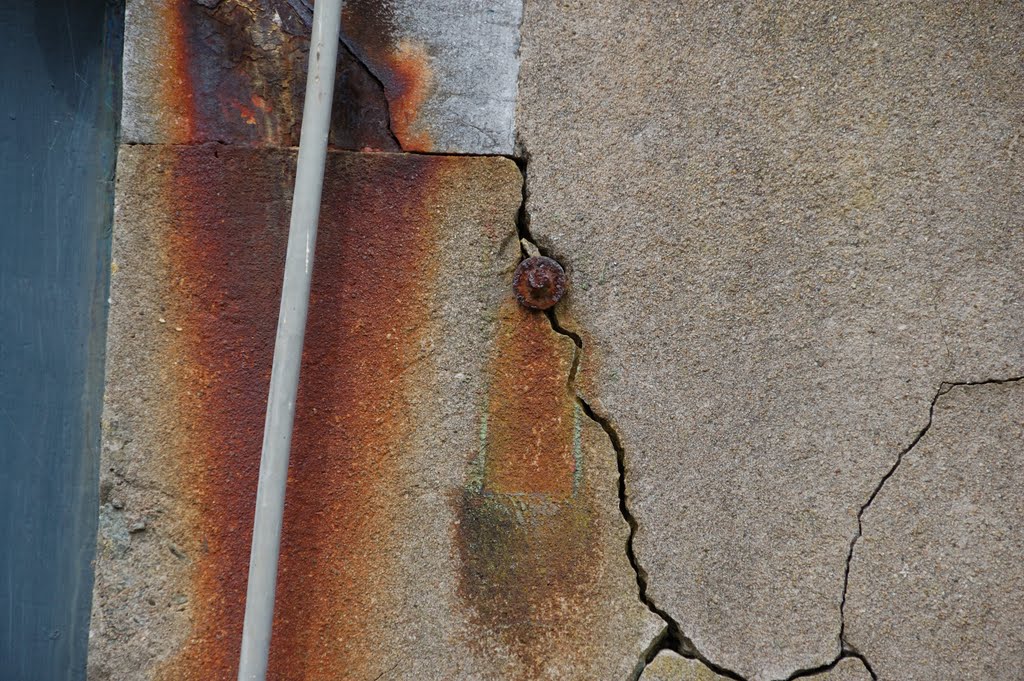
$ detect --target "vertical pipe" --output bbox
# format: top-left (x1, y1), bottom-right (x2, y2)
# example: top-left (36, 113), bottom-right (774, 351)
top-left (237, 1), bottom-right (343, 679)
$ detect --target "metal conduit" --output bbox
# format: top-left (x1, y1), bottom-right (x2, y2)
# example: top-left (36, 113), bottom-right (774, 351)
top-left (237, 1), bottom-right (343, 678)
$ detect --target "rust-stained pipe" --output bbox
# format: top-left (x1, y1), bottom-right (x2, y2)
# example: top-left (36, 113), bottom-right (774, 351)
top-left (237, 1), bottom-right (343, 678)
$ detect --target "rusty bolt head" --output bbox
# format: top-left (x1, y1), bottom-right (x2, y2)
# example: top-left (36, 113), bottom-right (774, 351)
top-left (513, 256), bottom-right (567, 310)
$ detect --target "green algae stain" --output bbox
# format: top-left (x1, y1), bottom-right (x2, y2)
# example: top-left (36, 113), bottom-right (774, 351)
top-left (455, 301), bottom-right (602, 677)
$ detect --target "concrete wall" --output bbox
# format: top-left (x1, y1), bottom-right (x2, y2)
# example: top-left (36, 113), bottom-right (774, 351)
top-left (90, 2), bottom-right (1023, 680)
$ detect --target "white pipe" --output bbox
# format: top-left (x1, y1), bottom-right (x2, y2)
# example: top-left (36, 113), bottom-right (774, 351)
top-left (237, 1), bottom-right (343, 678)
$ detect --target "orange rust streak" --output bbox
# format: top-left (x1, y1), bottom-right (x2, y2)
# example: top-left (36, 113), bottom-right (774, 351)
top-left (162, 147), bottom-right (439, 680)
top-left (339, 3), bottom-right (434, 151)
top-left (162, 0), bottom-right (197, 140)
top-left (231, 100), bottom-right (258, 125)
top-left (250, 93), bottom-right (271, 112)
top-left (484, 303), bottom-right (576, 498)
top-left (162, 148), bottom-right (280, 680)
top-left (269, 154), bottom-right (439, 680)
top-left (382, 41), bottom-right (434, 151)
top-left (456, 302), bottom-right (599, 678)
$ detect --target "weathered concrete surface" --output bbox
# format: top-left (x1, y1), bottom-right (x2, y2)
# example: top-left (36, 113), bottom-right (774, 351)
top-left (123, 0), bottom-right (520, 154)
top-left (122, 0), bottom-right (396, 149)
top-left (518, 1), bottom-right (1024, 678)
top-left (640, 652), bottom-right (871, 681)
top-left (338, 0), bottom-right (522, 154)
top-left (640, 652), bottom-right (731, 681)
top-left (845, 379), bottom-right (1024, 680)
top-left (806, 659), bottom-right (874, 681)
top-left (88, 144), bottom-right (658, 680)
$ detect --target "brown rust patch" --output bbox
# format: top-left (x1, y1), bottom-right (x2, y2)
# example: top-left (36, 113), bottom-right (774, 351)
top-left (157, 146), bottom-right (442, 679)
top-left (154, 0), bottom-right (396, 148)
top-left (483, 303), bottom-right (577, 498)
top-left (456, 302), bottom-right (602, 677)
top-left (341, 0), bottom-right (435, 151)
top-left (160, 1), bottom-right (197, 138)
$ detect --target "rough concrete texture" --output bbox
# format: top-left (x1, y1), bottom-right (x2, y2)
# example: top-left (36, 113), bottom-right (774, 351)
top-left (640, 652), bottom-right (870, 681)
top-left (639, 652), bottom-right (731, 681)
top-left (88, 144), bottom-right (659, 680)
top-left (845, 379), bottom-right (1024, 680)
top-left (639, 652), bottom-right (734, 681)
top-left (122, 0), bottom-right (520, 154)
top-left (338, 0), bottom-right (522, 154)
top-left (518, 1), bottom-right (1024, 679)
top-left (804, 659), bottom-right (873, 681)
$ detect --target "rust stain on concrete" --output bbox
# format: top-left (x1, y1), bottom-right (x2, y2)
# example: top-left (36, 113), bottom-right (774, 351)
top-left (341, 0), bottom-right (435, 151)
top-left (380, 39), bottom-right (434, 151)
top-left (159, 1), bottom-right (196, 139)
top-left (456, 302), bottom-right (602, 677)
top-left (484, 303), bottom-right (578, 498)
top-left (155, 146), bottom-right (443, 679)
top-left (141, 0), bottom-right (397, 149)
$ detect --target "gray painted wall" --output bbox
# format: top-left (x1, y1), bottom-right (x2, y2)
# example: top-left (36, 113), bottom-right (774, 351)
top-left (0, 1), bottom-right (121, 679)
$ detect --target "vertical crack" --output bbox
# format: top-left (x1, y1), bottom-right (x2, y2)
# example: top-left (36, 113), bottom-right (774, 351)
top-left (838, 376), bottom-right (1024, 649)
top-left (512, 156), bottom-right (746, 681)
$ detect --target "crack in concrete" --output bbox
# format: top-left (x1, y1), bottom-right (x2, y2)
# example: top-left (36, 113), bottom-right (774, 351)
top-left (837, 375), bottom-right (1024, 662)
top-left (781, 650), bottom-right (877, 681)
top-left (121, 127), bottom-right (1016, 678)
top-left (512, 156), bottom-right (747, 681)
top-left (631, 626), bottom-right (672, 679)
top-left (286, 0), bottom-right (404, 151)
top-left (334, 35), bottom-right (404, 151)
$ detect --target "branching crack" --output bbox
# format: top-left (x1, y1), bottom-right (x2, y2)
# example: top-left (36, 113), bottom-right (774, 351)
top-left (512, 156), bottom-right (746, 681)
top-left (837, 375), bottom-right (1024, 652)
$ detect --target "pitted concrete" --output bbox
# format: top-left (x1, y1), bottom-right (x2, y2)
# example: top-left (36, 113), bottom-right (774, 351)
top-left (88, 145), bottom-right (658, 680)
top-left (122, 0), bottom-right (520, 154)
top-left (846, 380), bottom-right (1024, 680)
top-left (518, 2), bottom-right (1024, 679)
top-left (640, 652), bottom-right (871, 681)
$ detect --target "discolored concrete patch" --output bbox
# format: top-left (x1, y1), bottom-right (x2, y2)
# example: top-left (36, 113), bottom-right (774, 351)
top-left (517, 1), bottom-right (1024, 679)
top-left (845, 380), bottom-right (1024, 680)
top-left (88, 144), bottom-right (657, 679)
top-left (456, 302), bottom-right (662, 679)
top-left (122, 0), bottom-right (521, 154)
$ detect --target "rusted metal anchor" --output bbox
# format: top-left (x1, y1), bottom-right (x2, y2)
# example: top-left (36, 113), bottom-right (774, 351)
top-left (513, 252), bottom-right (567, 311)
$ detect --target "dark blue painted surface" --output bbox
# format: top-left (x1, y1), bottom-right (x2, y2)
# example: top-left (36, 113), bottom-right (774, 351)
top-left (0, 1), bottom-right (122, 679)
